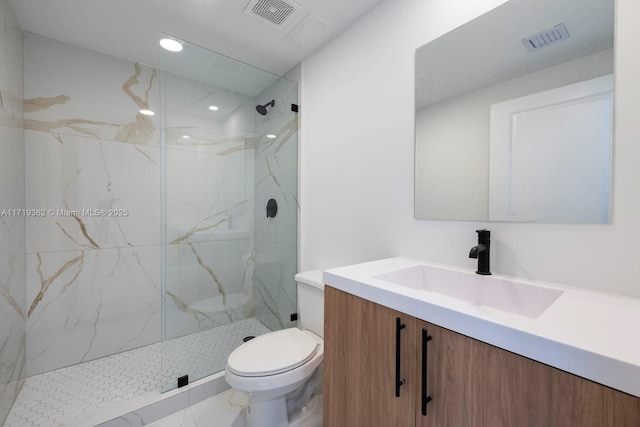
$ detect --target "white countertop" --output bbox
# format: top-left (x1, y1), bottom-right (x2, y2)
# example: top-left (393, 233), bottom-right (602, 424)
top-left (323, 257), bottom-right (640, 398)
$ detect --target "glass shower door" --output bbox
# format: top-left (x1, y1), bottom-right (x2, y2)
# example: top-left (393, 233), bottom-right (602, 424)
top-left (159, 36), bottom-right (298, 392)
top-left (252, 76), bottom-right (299, 333)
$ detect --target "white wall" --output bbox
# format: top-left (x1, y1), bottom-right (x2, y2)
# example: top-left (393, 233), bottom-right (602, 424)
top-left (300, 0), bottom-right (640, 298)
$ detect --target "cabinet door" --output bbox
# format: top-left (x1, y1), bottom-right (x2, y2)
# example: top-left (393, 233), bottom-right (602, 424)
top-left (416, 320), bottom-right (475, 426)
top-left (416, 320), bottom-right (640, 427)
top-left (324, 287), bottom-right (417, 427)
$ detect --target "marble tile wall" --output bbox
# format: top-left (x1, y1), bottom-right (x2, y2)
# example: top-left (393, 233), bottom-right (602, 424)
top-left (163, 240), bottom-right (253, 340)
top-left (12, 29), bottom-right (299, 400)
top-left (253, 77), bottom-right (299, 331)
top-left (162, 70), bottom-right (257, 345)
top-left (0, 0), bottom-right (26, 423)
top-left (23, 33), bottom-right (162, 376)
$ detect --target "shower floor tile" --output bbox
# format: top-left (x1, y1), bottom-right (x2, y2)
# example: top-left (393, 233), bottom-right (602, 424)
top-left (4, 318), bottom-right (270, 427)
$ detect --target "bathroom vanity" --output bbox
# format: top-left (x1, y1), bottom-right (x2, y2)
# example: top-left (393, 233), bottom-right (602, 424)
top-left (322, 258), bottom-right (640, 426)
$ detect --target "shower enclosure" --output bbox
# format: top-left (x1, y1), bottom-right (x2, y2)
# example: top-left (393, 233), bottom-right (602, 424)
top-left (0, 3), bottom-right (298, 421)
top-left (159, 37), bottom-right (299, 391)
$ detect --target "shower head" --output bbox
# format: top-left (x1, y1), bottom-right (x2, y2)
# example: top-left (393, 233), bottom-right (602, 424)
top-left (256, 100), bottom-right (275, 116)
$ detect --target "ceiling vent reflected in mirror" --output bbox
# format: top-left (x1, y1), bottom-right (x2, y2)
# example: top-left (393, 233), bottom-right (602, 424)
top-left (522, 23), bottom-right (570, 51)
top-left (245, 0), bottom-right (302, 29)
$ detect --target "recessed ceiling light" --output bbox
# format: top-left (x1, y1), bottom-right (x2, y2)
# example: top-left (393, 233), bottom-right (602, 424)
top-left (208, 105), bottom-right (219, 111)
top-left (139, 109), bottom-right (155, 116)
top-left (266, 134), bottom-right (277, 139)
top-left (160, 38), bottom-right (183, 52)
top-left (182, 135), bottom-right (190, 139)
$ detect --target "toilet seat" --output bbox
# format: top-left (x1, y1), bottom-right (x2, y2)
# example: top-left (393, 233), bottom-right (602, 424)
top-left (227, 328), bottom-right (320, 377)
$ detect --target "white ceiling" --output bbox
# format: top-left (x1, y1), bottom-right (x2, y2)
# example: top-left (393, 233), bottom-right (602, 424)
top-left (8, 0), bottom-right (383, 75)
top-left (415, 0), bottom-right (614, 109)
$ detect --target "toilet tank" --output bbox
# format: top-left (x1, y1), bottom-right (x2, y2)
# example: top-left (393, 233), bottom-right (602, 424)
top-left (295, 270), bottom-right (324, 338)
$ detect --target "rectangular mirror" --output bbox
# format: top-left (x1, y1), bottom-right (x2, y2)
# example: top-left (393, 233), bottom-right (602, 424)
top-left (414, 0), bottom-right (614, 223)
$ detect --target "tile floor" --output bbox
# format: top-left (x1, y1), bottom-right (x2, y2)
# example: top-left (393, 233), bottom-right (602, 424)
top-left (145, 389), bottom-right (247, 427)
top-left (4, 318), bottom-right (270, 427)
top-left (145, 389), bottom-right (323, 427)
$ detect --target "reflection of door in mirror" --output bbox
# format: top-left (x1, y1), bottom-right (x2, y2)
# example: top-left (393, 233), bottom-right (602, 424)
top-left (413, 0), bottom-right (614, 223)
top-left (489, 75), bottom-right (613, 223)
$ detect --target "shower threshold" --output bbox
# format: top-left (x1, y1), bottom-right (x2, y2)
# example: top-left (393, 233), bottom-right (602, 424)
top-left (4, 318), bottom-right (270, 427)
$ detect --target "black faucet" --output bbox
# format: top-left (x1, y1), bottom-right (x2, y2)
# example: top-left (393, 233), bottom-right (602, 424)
top-left (469, 229), bottom-right (491, 275)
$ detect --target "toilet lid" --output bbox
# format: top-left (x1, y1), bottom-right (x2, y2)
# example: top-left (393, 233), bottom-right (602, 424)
top-left (227, 328), bottom-right (319, 377)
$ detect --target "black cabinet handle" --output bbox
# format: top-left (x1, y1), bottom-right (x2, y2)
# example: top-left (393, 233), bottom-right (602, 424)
top-left (395, 317), bottom-right (406, 397)
top-left (421, 328), bottom-right (433, 415)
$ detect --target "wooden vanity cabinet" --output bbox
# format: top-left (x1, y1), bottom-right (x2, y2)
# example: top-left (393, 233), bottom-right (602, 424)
top-left (323, 285), bottom-right (417, 426)
top-left (324, 286), bottom-right (640, 427)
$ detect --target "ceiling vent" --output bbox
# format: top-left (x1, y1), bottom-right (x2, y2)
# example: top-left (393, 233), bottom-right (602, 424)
top-left (245, 0), bottom-right (302, 29)
top-left (522, 23), bottom-right (570, 52)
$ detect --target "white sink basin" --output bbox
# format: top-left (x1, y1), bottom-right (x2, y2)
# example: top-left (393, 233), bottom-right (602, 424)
top-left (374, 264), bottom-right (563, 318)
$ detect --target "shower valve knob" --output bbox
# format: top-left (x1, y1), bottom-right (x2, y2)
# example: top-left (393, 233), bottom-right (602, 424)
top-left (266, 198), bottom-right (277, 218)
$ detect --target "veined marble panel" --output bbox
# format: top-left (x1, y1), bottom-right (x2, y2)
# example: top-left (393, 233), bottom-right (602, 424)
top-left (166, 146), bottom-right (251, 246)
top-left (24, 130), bottom-right (161, 253)
top-left (164, 240), bottom-right (253, 340)
top-left (0, 127), bottom-right (25, 257)
top-left (254, 144), bottom-right (298, 248)
top-left (252, 241), bottom-right (297, 331)
top-left (23, 34), bottom-right (159, 146)
top-left (0, 11), bottom-right (23, 131)
top-left (25, 245), bottom-right (161, 376)
top-left (254, 77), bottom-right (299, 159)
top-left (251, 77), bottom-right (298, 331)
top-left (163, 71), bottom-right (254, 158)
top-left (0, 254), bottom-right (25, 369)
top-left (253, 76), bottom-right (298, 248)
top-left (0, 254), bottom-right (26, 424)
top-left (0, 1), bottom-right (25, 422)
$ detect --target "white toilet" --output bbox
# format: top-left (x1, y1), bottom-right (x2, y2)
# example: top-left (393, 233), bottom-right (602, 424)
top-left (225, 270), bottom-right (324, 427)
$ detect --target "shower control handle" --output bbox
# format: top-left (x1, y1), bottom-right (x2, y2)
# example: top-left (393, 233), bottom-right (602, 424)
top-left (266, 198), bottom-right (277, 218)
